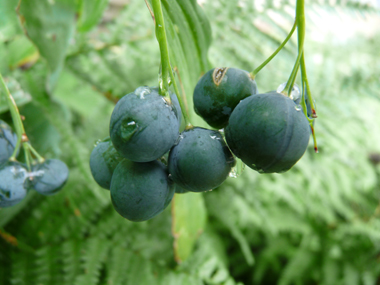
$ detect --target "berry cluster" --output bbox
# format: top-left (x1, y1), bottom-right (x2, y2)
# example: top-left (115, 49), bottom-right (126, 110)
top-left (195, 67), bottom-right (311, 174)
top-left (90, 86), bottom-right (236, 222)
top-left (0, 120), bottom-right (69, 208)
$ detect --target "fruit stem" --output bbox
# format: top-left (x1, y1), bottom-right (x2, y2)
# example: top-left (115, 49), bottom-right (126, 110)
top-left (250, 21), bottom-right (296, 78)
top-left (300, 53), bottom-right (318, 153)
top-left (151, 0), bottom-right (193, 128)
top-left (0, 73), bottom-right (44, 166)
top-left (284, 0), bottom-right (305, 95)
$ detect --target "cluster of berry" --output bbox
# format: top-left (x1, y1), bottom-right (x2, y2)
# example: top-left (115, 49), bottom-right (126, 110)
top-left (0, 120), bottom-right (69, 208)
top-left (194, 68), bottom-right (311, 174)
top-left (90, 68), bottom-right (312, 222)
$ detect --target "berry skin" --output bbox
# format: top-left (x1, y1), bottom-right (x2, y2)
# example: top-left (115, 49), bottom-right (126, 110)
top-left (109, 86), bottom-right (181, 162)
top-left (31, 159), bottom-right (69, 195)
top-left (89, 138), bottom-right (123, 189)
top-left (0, 120), bottom-right (18, 164)
top-left (0, 161), bottom-right (29, 208)
top-left (225, 92), bottom-right (310, 173)
top-left (111, 160), bottom-right (175, 222)
top-left (168, 127), bottom-right (235, 192)
top-left (193, 67), bottom-right (258, 129)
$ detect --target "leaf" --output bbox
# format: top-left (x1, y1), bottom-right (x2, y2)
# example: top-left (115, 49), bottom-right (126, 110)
top-left (77, 0), bottom-right (109, 33)
top-left (18, 0), bottom-right (77, 92)
top-left (172, 193), bottom-right (207, 263)
top-left (0, 0), bottom-right (21, 42)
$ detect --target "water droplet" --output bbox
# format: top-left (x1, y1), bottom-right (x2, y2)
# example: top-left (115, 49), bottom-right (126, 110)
top-left (294, 105), bottom-right (302, 111)
top-left (134, 86), bottom-right (151, 99)
top-left (277, 82), bottom-right (301, 103)
top-left (229, 158), bottom-right (245, 178)
top-left (158, 24), bottom-right (162, 28)
top-left (120, 120), bottom-right (138, 141)
top-left (94, 139), bottom-right (102, 147)
top-left (174, 134), bottom-right (184, 145)
top-left (209, 135), bottom-right (220, 140)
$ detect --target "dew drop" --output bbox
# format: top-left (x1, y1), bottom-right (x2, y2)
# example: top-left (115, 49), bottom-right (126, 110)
top-left (134, 86), bottom-right (151, 99)
top-left (120, 120), bottom-right (138, 141)
top-left (277, 82), bottom-right (301, 103)
top-left (229, 159), bottom-right (245, 178)
top-left (294, 105), bottom-right (302, 111)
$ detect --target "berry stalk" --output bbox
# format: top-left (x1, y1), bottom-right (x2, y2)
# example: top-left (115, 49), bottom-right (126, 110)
top-left (0, 73), bottom-right (45, 168)
top-left (250, 21), bottom-right (297, 78)
top-left (150, 0), bottom-right (193, 128)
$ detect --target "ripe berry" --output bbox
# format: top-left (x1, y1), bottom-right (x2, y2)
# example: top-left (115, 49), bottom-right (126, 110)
top-left (225, 92), bottom-right (310, 173)
top-left (168, 127), bottom-right (235, 192)
top-left (31, 159), bottom-right (69, 195)
top-left (0, 120), bottom-right (18, 164)
top-left (193, 68), bottom-right (258, 129)
top-left (0, 161), bottom-right (29, 207)
top-left (109, 87), bottom-right (181, 162)
top-left (89, 137), bottom-right (123, 189)
top-left (111, 160), bottom-right (174, 222)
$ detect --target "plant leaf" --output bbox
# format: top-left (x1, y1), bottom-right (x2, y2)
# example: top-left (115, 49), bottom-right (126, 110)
top-left (18, 0), bottom-right (77, 92)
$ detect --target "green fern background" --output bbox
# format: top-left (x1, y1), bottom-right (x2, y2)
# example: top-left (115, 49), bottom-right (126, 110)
top-left (1, 0), bottom-right (380, 284)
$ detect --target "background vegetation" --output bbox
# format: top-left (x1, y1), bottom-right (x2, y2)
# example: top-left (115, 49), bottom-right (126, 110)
top-left (1, 0), bottom-right (380, 284)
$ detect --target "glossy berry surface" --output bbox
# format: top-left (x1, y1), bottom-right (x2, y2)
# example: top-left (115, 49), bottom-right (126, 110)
top-left (109, 86), bottom-right (181, 162)
top-left (193, 67), bottom-right (258, 129)
top-left (0, 161), bottom-right (29, 207)
top-left (168, 127), bottom-right (235, 192)
top-left (225, 92), bottom-right (310, 173)
top-left (90, 138), bottom-right (123, 189)
top-left (111, 160), bottom-right (174, 222)
top-left (0, 120), bottom-right (18, 164)
top-left (32, 159), bottom-right (69, 195)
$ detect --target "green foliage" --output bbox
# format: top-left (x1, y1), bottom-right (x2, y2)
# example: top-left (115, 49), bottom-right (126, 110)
top-left (1, 0), bottom-right (380, 284)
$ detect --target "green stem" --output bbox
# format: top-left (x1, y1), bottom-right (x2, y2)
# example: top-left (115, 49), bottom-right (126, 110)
top-left (300, 54), bottom-right (318, 153)
top-left (25, 143), bottom-right (45, 163)
top-left (0, 73), bottom-right (45, 166)
top-left (0, 74), bottom-right (26, 159)
top-left (250, 21), bottom-right (297, 78)
top-left (284, 0), bottom-right (305, 95)
top-left (151, 0), bottom-right (192, 127)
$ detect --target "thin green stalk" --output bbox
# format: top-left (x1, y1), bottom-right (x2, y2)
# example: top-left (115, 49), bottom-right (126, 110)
top-left (284, 0), bottom-right (305, 95)
top-left (151, 0), bottom-right (192, 128)
top-left (300, 54), bottom-right (318, 153)
top-left (0, 74), bottom-right (26, 160)
top-left (0, 73), bottom-right (45, 166)
top-left (250, 21), bottom-right (297, 78)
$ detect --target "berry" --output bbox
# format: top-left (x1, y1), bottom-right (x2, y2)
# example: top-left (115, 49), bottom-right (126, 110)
top-left (174, 184), bottom-right (189, 194)
top-left (31, 159), bottom-right (69, 195)
top-left (111, 159), bottom-right (174, 222)
top-left (89, 137), bottom-right (123, 189)
top-left (0, 120), bottom-right (18, 164)
top-left (168, 127), bottom-right (235, 192)
top-left (193, 67), bottom-right (258, 129)
top-left (225, 92), bottom-right (310, 173)
top-left (0, 161), bottom-right (29, 207)
top-left (109, 86), bottom-right (181, 162)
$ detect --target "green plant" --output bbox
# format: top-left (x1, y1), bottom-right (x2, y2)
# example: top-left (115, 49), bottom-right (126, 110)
top-left (1, 0), bottom-right (380, 284)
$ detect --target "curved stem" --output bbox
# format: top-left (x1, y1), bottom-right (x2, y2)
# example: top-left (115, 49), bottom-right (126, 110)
top-left (151, 0), bottom-right (192, 127)
top-left (284, 0), bottom-right (305, 95)
top-left (250, 21), bottom-right (297, 78)
top-left (0, 73), bottom-right (45, 166)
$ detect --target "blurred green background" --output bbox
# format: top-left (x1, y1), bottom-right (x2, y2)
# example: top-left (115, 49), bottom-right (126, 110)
top-left (1, 0), bottom-right (380, 284)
